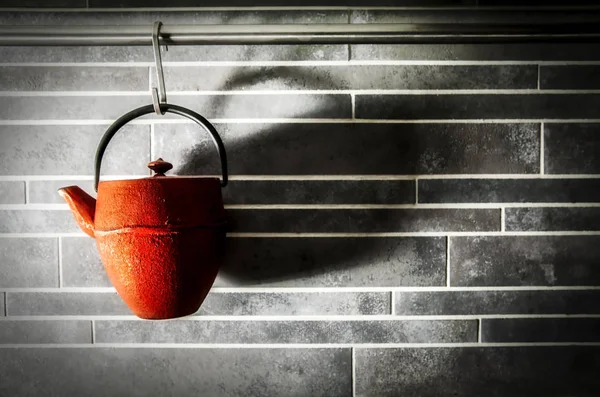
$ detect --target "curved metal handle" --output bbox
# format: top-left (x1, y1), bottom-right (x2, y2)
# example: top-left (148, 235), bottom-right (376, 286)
top-left (94, 104), bottom-right (228, 192)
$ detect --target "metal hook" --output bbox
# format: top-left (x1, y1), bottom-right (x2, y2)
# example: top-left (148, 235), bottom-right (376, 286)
top-left (152, 21), bottom-right (167, 115)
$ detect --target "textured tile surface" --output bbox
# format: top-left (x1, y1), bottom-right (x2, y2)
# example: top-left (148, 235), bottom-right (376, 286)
top-left (482, 318), bottom-right (600, 342)
top-left (0, 320), bottom-right (91, 344)
top-left (91, 0), bottom-right (474, 6)
top-left (0, 348), bottom-right (352, 397)
top-left (0, 0), bottom-right (85, 6)
top-left (419, 179), bottom-right (600, 203)
top-left (394, 290), bottom-right (600, 315)
top-left (0, 181), bottom-right (25, 204)
top-left (0, 238), bottom-right (58, 288)
top-left (155, 123), bottom-right (539, 175)
top-left (505, 207), bottom-right (600, 231)
top-left (350, 43), bottom-right (600, 61)
top-left (63, 236), bottom-right (446, 288)
top-left (7, 292), bottom-right (128, 316)
top-left (540, 65), bottom-right (600, 89)
top-left (95, 319), bottom-right (477, 344)
top-left (29, 180), bottom-right (95, 204)
top-left (227, 208), bottom-right (499, 233)
top-left (355, 94), bottom-right (600, 119)
top-left (355, 347), bottom-right (600, 397)
top-left (0, 125), bottom-right (149, 175)
top-left (155, 65), bottom-right (536, 91)
top-left (0, 210), bottom-right (86, 233)
top-left (544, 123), bottom-right (600, 174)
top-left (450, 236), bottom-right (600, 286)
top-left (0, 66), bottom-right (148, 91)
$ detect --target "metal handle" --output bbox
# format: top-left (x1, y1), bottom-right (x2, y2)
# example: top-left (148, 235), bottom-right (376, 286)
top-left (94, 104), bottom-right (228, 192)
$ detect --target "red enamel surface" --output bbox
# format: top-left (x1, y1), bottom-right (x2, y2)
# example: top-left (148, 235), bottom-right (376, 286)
top-left (60, 176), bottom-right (227, 320)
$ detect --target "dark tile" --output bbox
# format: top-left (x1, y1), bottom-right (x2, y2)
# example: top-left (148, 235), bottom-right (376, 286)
top-left (0, 181), bottom-right (25, 204)
top-left (95, 320), bottom-right (477, 344)
top-left (0, 210), bottom-right (86, 233)
top-left (0, 125), bottom-right (149, 175)
top-left (1, 294), bottom-right (4, 317)
top-left (6, 292), bottom-right (128, 316)
top-left (0, 348), bottom-right (351, 397)
top-left (544, 123), bottom-right (600, 174)
top-left (506, 207), bottom-right (600, 231)
top-left (355, 347), bottom-right (600, 397)
top-left (0, 0), bottom-right (85, 6)
top-left (480, 0), bottom-right (599, 4)
top-left (356, 94), bottom-right (600, 120)
top-left (223, 180), bottom-right (415, 205)
top-left (0, 238), bottom-right (58, 288)
top-left (62, 236), bottom-right (446, 288)
top-left (90, 0), bottom-right (473, 6)
top-left (155, 123), bottom-right (539, 175)
top-left (0, 320), bottom-right (91, 344)
top-left (351, 43), bottom-right (600, 61)
top-left (395, 290), bottom-right (600, 315)
top-left (0, 45), bottom-right (348, 63)
top-left (0, 66), bottom-right (148, 91)
top-left (450, 236), bottom-right (600, 286)
top-left (419, 179), bottom-right (600, 203)
top-left (155, 65), bottom-right (536, 91)
top-left (0, 94), bottom-right (350, 120)
top-left (482, 318), bottom-right (600, 342)
top-left (540, 65), bottom-right (600, 89)
top-left (227, 208), bottom-right (499, 233)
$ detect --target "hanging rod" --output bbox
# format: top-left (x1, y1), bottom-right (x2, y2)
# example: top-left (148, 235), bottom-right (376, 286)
top-left (1, 23), bottom-right (600, 46)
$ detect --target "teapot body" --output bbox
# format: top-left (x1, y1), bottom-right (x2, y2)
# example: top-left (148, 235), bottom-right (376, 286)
top-left (94, 177), bottom-right (227, 319)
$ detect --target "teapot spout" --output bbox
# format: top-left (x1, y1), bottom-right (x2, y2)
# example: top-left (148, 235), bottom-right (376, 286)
top-left (58, 186), bottom-right (96, 238)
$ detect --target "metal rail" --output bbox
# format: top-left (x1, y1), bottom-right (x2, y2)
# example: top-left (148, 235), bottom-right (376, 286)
top-left (1, 23), bottom-right (600, 46)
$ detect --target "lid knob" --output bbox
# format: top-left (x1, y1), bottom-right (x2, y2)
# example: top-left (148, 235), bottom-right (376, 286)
top-left (148, 158), bottom-right (173, 177)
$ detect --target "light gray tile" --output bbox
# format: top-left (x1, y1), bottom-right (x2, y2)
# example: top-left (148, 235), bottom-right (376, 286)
top-left (0, 125), bottom-right (150, 175)
top-left (6, 292), bottom-right (128, 316)
top-left (0, 181), bottom-right (25, 204)
top-left (29, 180), bottom-right (95, 204)
top-left (0, 348), bottom-right (351, 397)
top-left (0, 238), bottom-right (58, 288)
top-left (0, 320), bottom-right (91, 344)
top-left (0, 210), bottom-right (83, 233)
top-left (95, 320), bottom-right (477, 344)
top-left (200, 292), bottom-right (390, 316)
top-left (61, 237), bottom-right (110, 287)
top-left (154, 65), bottom-right (536, 91)
top-left (355, 347), bottom-right (600, 397)
top-left (0, 66), bottom-right (148, 91)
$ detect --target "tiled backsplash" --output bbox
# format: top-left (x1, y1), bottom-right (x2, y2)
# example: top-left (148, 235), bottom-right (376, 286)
top-left (1, 6), bottom-right (600, 397)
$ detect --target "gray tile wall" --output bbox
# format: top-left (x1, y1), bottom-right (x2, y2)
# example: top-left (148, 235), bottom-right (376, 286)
top-left (1, 6), bottom-right (600, 397)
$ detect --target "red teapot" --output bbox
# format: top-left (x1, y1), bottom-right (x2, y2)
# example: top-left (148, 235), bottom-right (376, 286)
top-left (59, 104), bottom-right (228, 320)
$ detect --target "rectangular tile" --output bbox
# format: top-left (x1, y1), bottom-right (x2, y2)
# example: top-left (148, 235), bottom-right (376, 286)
top-left (482, 318), bottom-right (600, 342)
top-left (351, 43), bottom-right (600, 61)
top-left (227, 208), bottom-right (499, 233)
top-left (29, 180), bottom-right (95, 204)
top-left (544, 123), bottom-right (600, 174)
top-left (155, 65), bottom-right (536, 91)
top-left (155, 123), bottom-right (539, 175)
top-left (95, 320), bottom-right (476, 344)
top-left (0, 210), bottom-right (84, 233)
top-left (395, 290), bottom-right (600, 315)
top-left (63, 236), bottom-right (446, 288)
top-left (356, 94), bottom-right (600, 120)
top-left (0, 181), bottom-right (25, 204)
top-left (450, 236), bottom-right (600, 286)
top-left (0, 320), bottom-right (91, 344)
top-left (0, 238), bottom-right (58, 288)
top-left (90, 0), bottom-right (473, 6)
top-left (0, 45), bottom-right (348, 63)
top-left (540, 65), bottom-right (600, 89)
top-left (7, 291), bottom-right (390, 316)
top-left (505, 207), bottom-right (600, 231)
top-left (0, 94), bottom-right (350, 120)
top-left (0, 67), bottom-right (148, 91)
top-left (0, 348), bottom-right (351, 397)
top-left (355, 347), bottom-right (600, 397)
top-left (0, 125), bottom-right (150, 175)
top-left (419, 179), bottom-right (600, 203)
top-left (0, 0), bottom-right (85, 6)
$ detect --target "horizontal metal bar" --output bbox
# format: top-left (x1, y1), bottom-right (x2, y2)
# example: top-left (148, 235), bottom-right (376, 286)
top-left (1, 23), bottom-right (600, 46)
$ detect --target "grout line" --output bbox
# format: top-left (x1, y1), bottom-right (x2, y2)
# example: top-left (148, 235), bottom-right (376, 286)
top-left (540, 122), bottom-right (545, 175)
top-left (352, 347), bottom-right (356, 397)
top-left (415, 179), bottom-right (419, 204)
top-left (58, 237), bottom-right (63, 289)
top-left (351, 93), bottom-right (356, 119)
top-left (501, 208), bottom-right (506, 232)
top-left (446, 236), bottom-right (451, 287)
top-left (537, 64), bottom-right (541, 90)
top-left (91, 320), bottom-right (95, 343)
top-left (390, 291), bottom-right (395, 315)
top-left (23, 181), bottom-right (29, 204)
top-left (478, 319), bottom-right (483, 343)
top-left (3, 293), bottom-right (6, 317)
